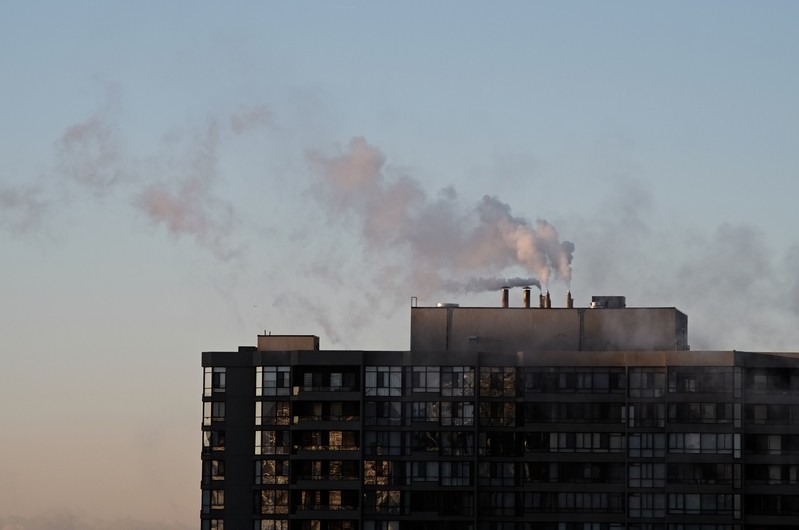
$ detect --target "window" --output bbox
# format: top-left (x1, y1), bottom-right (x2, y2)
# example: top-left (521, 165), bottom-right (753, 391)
top-left (479, 367), bottom-right (516, 397)
top-left (670, 402), bottom-right (735, 424)
top-left (669, 433), bottom-right (737, 455)
top-left (478, 402), bottom-right (516, 427)
top-left (204, 367), bottom-right (226, 396)
top-left (362, 522), bottom-right (398, 530)
top-left (256, 401), bottom-right (291, 426)
top-left (669, 367), bottom-right (733, 394)
top-left (478, 461), bottom-right (515, 486)
top-left (478, 491), bottom-right (515, 516)
top-left (629, 368), bottom-right (666, 398)
top-left (408, 461), bottom-right (439, 483)
top-left (364, 430), bottom-right (402, 456)
top-left (479, 432), bottom-right (517, 457)
top-left (256, 366), bottom-right (290, 396)
top-left (203, 401), bottom-right (226, 425)
top-left (365, 366), bottom-right (402, 396)
top-left (256, 521), bottom-right (288, 530)
top-left (441, 366), bottom-right (474, 396)
top-left (668, 463), bottom-right (737, 485)
top-left (628, 403), bottom-right (665, 427)
top-left (203, 430), bottom-right (226, 453)
top-left (668, 493), bottom-right (736, 516)
top-left (408, 401), bottom-right (439, 423)
top-left (202, 520), bottom-right (224, 530)
top-left (255, 430), bottom-right (290, 455)
top-left (203, 459), bottom-right (225, 482)
top-left (629, 493), bottom-right (665, 518)
top-left (365, 401), bottom-right (402, 425)
top-left (255, 459), bottom-right (289, 484)
top-left (409, 430), bottom-right (439, 453)
top-left (364, 460), bottom-right (394, 485)
top-left (410, 366), bottom-right (440, 393)
top-left (364, 490), bottom-right (402, 515)
top-left (441, 461), bottom-right (471, 486)
top-left (629, 463), bottom-right (665, 488)
top-left (202, 489), bottom-right (225, 511)
top-left (628, 432), bottom-right (665, 458)
top-left (550, 432), bottom-right (626, 453)
top-left (258, 489), bottom-right (289, 514)
top-left (441, 431), bottom-right (474, 456)
top-left (441, 401), bottom-right (475, 426)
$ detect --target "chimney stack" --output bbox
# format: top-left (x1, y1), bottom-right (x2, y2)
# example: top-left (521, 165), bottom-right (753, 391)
top-left (544, 290), bottom-right (551, 309)
top-left (523, 287), bottom-right (531, 308)
top-left (501, 287), bottom-right (509, 308)
top-left (539, 293), bottom-right (545, 308)
top-left (566, 290), bottom-right (574, 308)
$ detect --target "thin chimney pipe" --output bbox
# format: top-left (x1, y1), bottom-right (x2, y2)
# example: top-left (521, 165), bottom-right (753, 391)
top-left (501, 287), bottom-right (509, 308)
top-left (523, 287), bottom-right (531, 308)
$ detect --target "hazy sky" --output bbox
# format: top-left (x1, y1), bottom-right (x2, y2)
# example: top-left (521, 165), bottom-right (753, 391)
top-left (2, 2), bottom-right (799, 528)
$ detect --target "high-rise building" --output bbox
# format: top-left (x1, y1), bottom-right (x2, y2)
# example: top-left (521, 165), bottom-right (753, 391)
top-left (201, 291), bottom-right (799, 530)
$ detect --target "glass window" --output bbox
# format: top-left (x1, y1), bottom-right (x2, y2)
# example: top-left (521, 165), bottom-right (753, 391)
top-left (204, 367), bottom-right (226, 396)
top-left (203, 459), bottom-right (225, 481)
top-left (255, 430), bottom-right (290, 455)
top-left (441, 366), bottom-right (475, 397)
top-left (203, 401), bottom-right (226, 425)
top-left (256, 521), bottom-right (288, 530)
top-left (256, 367), bottom-right (290, 396)
top-left (256, 401), bottom-right (291, 426)
top-left (629, 368), bottom-right (666, 398)
top-left (365, 367), bottom-right (402, 396)
top-left (479, 367), bottom-right (516, 397)
top-left (259, 489), bottom-right (289, 514)
top-left (255, 459), bottom-right (289, 484)
top-left (410, 366), bottom-right (440, 393)
top-left (203, 430), bottom-right (226, 453)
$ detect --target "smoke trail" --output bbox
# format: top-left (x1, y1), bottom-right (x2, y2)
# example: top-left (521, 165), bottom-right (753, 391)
top-left (0, 185), bottom-right (45, 234)
top-left (442, 277), bottom-right (541, 293)
top-left (229, 104), bottom-right (276, 135)
top-left (135, 118), bottom-right (237, 261)
top-left (306, 137), bottom-right (575, 290)
top-left (55, 85), bottom-right (124, 194)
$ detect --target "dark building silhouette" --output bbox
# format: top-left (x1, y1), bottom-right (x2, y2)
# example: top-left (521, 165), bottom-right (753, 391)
top-left (201, 291), bottom-right (799, 530)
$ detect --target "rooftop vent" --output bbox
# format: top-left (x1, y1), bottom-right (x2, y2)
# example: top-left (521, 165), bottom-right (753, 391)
top-left (590, 296), bottom-right (626, 309)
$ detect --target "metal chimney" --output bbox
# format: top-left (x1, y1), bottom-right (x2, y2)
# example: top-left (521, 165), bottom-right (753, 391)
top-left (566, 290), bottom-right (574, 308)
top-left (501, 287), bottom-right (509, 308)
top-left (539, 293), bottom-right (545, 308)
top-left (544, 290), bottom-right (551, 309)
top-left (523, 287), bottom-right (531, 308)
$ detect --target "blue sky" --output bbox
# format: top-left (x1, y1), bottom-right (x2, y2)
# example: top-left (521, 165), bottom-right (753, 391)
top-left (2, 2), bottom-right (799, 527)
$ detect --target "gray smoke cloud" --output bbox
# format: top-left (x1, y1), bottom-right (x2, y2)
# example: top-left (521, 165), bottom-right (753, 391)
top-left (135, 118), bottom-right (238, 261)
top-left (0, 185), bottom-right (45, 234)
top-left (306, 137), bottom-right (575, 291)
top-left (442, 276), bottom-right (542, 293)
top-left (55, 85), bottom-right (125, 194)
top-left (229, 104), bottom-right (276, 135)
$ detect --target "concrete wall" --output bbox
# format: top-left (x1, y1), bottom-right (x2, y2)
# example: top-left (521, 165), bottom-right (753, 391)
top-left (410, 306), bottom-right (688, 353)
top-left (257, 334), bottom-right (319, 351)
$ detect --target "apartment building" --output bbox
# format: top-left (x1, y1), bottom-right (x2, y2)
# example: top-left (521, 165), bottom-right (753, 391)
top-left (201, 292), bottom-right (799, 530)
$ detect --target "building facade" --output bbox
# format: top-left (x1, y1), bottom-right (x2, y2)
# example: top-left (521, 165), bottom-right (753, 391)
top-left (201, 294), bottom-right (799, 530)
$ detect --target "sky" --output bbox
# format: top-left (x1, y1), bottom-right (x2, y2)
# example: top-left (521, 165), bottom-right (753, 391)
top-left (1, 1), bottom-right (799, 528)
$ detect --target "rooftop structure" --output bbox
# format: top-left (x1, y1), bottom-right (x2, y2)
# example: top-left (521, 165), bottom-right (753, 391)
top-left (201, 291), bottom-right (799, 530)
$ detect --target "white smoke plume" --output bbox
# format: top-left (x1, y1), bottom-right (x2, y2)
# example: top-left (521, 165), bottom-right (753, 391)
top-left (306, 137), bottom-right (575, 292)
top-left (135, 118), bottom-right (237, 261)
top-left (443, 276), bottom-right (542, 293)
